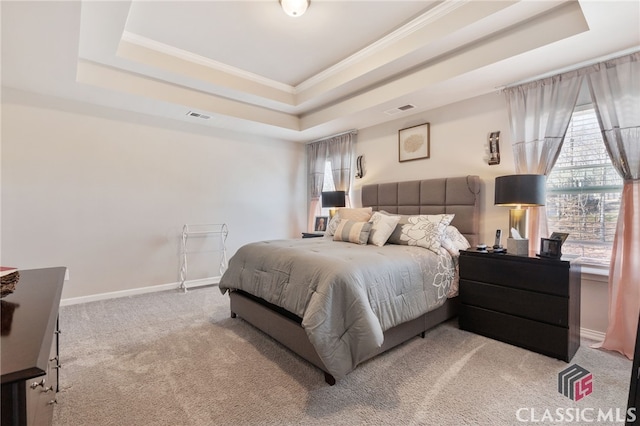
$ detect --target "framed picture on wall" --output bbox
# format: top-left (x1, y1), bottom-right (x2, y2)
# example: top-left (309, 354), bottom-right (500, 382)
top-left (399, 123), bottom-right (430, 162)
top-left (314, 216), bottom-right (328, 232)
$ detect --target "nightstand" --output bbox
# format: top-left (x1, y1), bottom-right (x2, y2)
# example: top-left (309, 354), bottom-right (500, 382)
top-left (302, 233), bottom-right (324, 238)
top-left (458, 250), bottom-right (581, 362)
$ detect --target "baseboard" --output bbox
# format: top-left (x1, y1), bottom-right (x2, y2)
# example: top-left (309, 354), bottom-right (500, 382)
top-left (581, 327), bottom-right (605, 342)
top-left (60, 276), bottom-right (221, 306)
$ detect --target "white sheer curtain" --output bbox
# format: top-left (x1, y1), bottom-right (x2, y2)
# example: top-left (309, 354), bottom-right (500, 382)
top-left (504, 71), bottom-right (584, 250)
top-left (327, 133), bottom-right (356, 207)
top-left (587, 52), bottom-right (640, 359)
top-left (306, 131), bottom-right (356, 231)
top-left (306, 141), bottom-right (327, 232)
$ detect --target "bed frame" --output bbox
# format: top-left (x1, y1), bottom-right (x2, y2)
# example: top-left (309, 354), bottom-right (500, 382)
top-left (229, 175), bottom-right (480, 385)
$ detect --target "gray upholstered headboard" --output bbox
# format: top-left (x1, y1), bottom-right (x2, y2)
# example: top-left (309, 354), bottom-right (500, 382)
top-left (361, 175), bottom-right (481, 247)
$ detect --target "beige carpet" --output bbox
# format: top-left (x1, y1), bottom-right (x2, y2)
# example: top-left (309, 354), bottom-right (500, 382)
top-left (53, 286), bottom-right (633, 425)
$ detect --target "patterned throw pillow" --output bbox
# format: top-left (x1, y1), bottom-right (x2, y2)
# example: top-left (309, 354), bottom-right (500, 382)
top-left (368, 211), bottom-right (401, 247)
top-left (441, 225), bottom-right (471, 256)
top-left (387, 214), bottom-right (454, 253)
top-left (324, 207), bottom-right (373, 237)
top-left (333, 219), bottom-right (373, 245)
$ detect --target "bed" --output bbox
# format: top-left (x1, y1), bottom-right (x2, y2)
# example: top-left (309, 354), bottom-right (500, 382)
top-left (219, 175), bottom-right (480, 385)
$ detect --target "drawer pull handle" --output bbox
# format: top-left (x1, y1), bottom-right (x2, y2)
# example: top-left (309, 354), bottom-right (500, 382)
top-left (30, 379), bottom-right (46, 389)
top-left (55, 330), bottom-right (62, 335)
top-left (50, 356), bottom-right (59, 363)
top-left (48, 399), bottom-right (58, 405)
top-left (43, 385), bottom-right (55, 393)
top-left (53, 364), bottom-right (63, 370)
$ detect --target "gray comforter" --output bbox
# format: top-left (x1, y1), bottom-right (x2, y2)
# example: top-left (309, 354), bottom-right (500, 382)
top-left (219, 238), bottom-right (455, 378)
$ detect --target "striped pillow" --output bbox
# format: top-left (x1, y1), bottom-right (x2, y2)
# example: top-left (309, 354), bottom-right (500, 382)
top-left (333, 219), bottom-right (372, 245)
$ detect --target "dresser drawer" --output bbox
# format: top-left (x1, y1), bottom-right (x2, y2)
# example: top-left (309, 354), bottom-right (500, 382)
top-left (459, 254), bottom-right (570, 297)
top-left (460, 305), bottom-right (572, 361)
top-left (459, 280), bottom-right (569, 327)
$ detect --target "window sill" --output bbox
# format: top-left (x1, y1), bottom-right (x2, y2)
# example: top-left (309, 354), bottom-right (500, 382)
top-left (578, 261), bottom-right (610, 283)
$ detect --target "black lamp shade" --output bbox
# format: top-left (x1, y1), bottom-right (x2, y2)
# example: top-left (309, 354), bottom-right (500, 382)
top-left (495, 174), bottom-right (546, 206)
top-left (321, 191), bottom-right (346, 208)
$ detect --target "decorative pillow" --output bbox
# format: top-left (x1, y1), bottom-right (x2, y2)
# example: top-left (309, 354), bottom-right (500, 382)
top-left (336, 207), bottom-right (373, 222)
top-left (325, 207), bottom-right (373, 237)
top-left (368, 212), bottom-right (401, 247)
top-left (333, 219), bottom-right (373, 245)
top-left (441, 225), bottom-right (471, 257)
top-left (387, 214), bottom-right (454, 253)
top-left (324, 213), bottom-right (342, 238)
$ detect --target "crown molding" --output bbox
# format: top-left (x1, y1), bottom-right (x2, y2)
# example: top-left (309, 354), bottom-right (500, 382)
top-left (121, 30), bottom-right (295, 94)
top-left (296, 0), bottom-right (470, 92)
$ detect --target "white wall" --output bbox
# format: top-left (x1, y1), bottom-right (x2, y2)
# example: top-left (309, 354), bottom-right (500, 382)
top-left (1, 91), bottom-right (306, 300)
top-left (353, 92), bottom-right (513, 244)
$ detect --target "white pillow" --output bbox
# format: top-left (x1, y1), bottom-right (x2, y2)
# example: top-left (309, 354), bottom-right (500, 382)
top-left (441, 225), bottom-right (471, 257)
top-left (368, 212), bottom-right (401, 247)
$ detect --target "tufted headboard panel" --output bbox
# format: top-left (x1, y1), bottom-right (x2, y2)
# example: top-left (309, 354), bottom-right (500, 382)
top-left (361, 175), bottom-right (481, 247)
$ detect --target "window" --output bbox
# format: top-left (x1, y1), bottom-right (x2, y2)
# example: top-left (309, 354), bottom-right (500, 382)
top-left (546, 106), bottom-right (623, 265)
top-left (320, 161), bottom-right (336, 216)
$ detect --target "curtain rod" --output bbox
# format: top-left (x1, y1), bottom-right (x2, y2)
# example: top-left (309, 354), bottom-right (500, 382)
top-left (307, 129), bottom-right (358, 144)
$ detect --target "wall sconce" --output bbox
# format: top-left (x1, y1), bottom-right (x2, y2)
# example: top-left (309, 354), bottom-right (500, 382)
top-left (355, 155), bottom-right (365, 179)
top-left (494, 174), bottom-right (546, 238)
top-left (322, 191), bottom-right (346, 218)
top-left (488, 131), bottom-right (500, 165)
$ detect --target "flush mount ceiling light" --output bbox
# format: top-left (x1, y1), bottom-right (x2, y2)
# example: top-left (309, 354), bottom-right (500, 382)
top-left (280, 0), bottom-right (309, 17)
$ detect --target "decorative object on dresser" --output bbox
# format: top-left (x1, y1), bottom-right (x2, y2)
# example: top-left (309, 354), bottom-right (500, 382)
top-left (313, 216), bottom-right (328, 232)
top-left (398, 123), bottom-right (430, 162)
top-left (458, 250), bottom-right (580, 362)
top-left (1, 267), bottom-right (65, 426)
top-left (539, 232), bottom-right (570, 259)
top-left (1, 267), bottom-right (20, 298)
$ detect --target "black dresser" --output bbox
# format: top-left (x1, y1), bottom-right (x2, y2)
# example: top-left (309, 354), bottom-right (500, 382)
top-left (458, 250), bottom-right (581, 362)
top-left (1, 267), bottom-right (65, 426)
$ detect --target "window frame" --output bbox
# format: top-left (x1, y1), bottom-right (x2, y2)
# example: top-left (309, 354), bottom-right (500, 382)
top-left (545, 104), bottom-right (623, 267)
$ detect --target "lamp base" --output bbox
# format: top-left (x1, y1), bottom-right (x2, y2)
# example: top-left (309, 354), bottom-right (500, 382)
top-left (509, 208), bottom-right (528, 239)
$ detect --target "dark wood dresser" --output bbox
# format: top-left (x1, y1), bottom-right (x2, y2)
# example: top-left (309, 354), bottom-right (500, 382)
top-left (458, 250), bottom-right (580, 362)
top-left (1, 267), bottom-right (65, 426)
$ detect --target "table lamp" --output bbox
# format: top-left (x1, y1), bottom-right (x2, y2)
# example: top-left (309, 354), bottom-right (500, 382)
top-left (321, 191), bottom-right (346, 218)
top-left (494, 174), bottom-right (546, 239)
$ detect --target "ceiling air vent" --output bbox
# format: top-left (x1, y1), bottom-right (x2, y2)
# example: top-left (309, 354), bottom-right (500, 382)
top-left (186, 111), bottom-right (211, 120)
top-left (384, 104), bottom-right (416, 115)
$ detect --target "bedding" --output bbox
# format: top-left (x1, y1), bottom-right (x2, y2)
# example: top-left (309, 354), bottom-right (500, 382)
top-left (219, 237), bottom-right (456, 379)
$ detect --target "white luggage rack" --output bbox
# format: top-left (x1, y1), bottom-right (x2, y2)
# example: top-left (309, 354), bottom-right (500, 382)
top-left (179, 223), bottom-right (228, 292)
